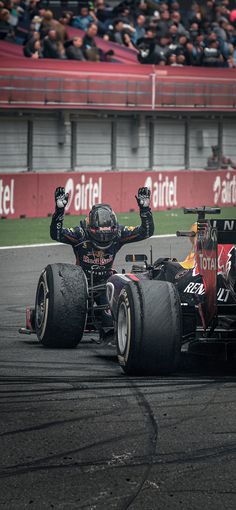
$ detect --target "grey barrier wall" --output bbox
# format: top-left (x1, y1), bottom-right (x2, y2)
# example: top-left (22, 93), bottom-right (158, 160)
top-left (0, 118), bottom-right (28, 172)
top-left (0, 112), bottom-right (235, 173)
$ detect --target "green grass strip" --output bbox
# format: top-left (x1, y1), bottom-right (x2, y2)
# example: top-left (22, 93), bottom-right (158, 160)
top-left (0, 208), bottom-right (235, 247)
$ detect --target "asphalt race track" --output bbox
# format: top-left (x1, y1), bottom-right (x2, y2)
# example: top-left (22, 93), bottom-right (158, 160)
top-left (1, 237), bottom-right (236, 510)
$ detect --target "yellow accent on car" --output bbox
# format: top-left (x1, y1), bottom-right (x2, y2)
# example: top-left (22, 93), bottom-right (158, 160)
top-left (124, 226), bottom-right (135, 231)
top-left (179, 250), bottom-right (195, 269)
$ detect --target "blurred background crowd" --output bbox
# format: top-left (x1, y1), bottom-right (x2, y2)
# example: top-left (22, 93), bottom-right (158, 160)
top-left (1, 0), bottom-right (236, 66)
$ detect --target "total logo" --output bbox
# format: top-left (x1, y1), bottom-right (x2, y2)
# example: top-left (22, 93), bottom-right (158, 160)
top-left (213, 172), bottom-right (236, 204)
top-left (0, 179), bottom-right (14, 215)
top-left (65, 175), bottom-right (102, 212)
top-left (144, 174), bottom-right (177, 208)
top-left (198, 253), bottom-right (217, 271)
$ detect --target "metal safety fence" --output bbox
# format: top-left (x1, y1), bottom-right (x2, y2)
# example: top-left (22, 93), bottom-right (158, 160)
top-left (0, 72), bottom-right (236, 110)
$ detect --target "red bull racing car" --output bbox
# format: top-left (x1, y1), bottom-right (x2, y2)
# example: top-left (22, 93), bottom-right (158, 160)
top-left (19, 207), bottom-right (236, 376)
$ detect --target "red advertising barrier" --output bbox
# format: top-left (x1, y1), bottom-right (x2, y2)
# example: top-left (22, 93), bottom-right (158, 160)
top-left (0, 171), bottom-right (236, 219)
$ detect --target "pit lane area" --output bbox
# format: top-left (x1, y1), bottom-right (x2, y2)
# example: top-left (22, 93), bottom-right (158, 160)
top-left (1, 239), bottom-right (236, 510)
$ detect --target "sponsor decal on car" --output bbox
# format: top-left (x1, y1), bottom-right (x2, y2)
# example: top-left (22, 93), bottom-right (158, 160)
top-left (183, 281), bottom-right (230, 302)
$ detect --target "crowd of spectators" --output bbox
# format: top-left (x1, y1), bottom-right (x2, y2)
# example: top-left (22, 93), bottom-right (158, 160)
top-left (1, 0), bottom-right (236, 66)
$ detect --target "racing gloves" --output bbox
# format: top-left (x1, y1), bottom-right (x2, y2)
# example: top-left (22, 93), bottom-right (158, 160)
top-left (55, 187), bottom-right (69, 211)
top-left (135, 187), bottom-right (151, 210)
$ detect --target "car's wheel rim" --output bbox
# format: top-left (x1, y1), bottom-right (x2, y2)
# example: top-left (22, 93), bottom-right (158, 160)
top-left (117, 301), bottom-right (130, 355)
top-left (36, 281), bottom-right (46, 329)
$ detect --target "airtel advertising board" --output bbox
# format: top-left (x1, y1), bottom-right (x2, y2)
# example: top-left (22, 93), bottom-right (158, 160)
top-left (64, 176), bottom-right (103, 212)
top-left (0, 170), bottom-right (236, 218)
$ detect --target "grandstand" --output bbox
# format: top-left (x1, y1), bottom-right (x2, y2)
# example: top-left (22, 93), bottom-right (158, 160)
top-left (0, 0), bottom-right (235, 217)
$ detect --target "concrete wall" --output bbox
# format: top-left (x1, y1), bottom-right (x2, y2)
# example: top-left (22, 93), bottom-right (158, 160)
top-left (153, 119), bottom-right (185, 170)
top-left (32, 117), bottom-right (71, 171)
top-left (189, 120), bottom-right (218, 170)
top-left (0, 119), bottom-right (28, 171)
top-left (0, 112), bottom-right (235, 173)
top-left (75, 118), bottom-right (112, 171)
top-left (116, 116), bottom-right (150, 170)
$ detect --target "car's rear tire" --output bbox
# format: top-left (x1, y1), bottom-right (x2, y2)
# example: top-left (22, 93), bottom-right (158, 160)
top-left (116, 280), bottom-right (181, 375)
top-left (35, 263), bottom-right (88, 348)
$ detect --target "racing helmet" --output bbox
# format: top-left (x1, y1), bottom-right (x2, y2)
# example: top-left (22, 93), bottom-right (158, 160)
top-left (86, 204), bottom-right (118, 248)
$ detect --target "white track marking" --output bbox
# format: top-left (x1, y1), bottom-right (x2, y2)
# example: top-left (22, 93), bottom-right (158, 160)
top-left (0, 234), bottom-right (176, 250)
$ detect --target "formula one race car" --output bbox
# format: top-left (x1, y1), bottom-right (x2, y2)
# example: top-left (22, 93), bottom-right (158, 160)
top-left (19, 207), bottom-right (236, 376)
top-left (109, 207), bottom-right (236, 375)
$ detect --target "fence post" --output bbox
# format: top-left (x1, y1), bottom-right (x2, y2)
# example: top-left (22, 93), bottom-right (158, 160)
top-left (151, 72), bottom-right (156, 111)
top-left (185, 117), bottom-right (190, 170)
top-left (27, 119), bottom-right (33, 172)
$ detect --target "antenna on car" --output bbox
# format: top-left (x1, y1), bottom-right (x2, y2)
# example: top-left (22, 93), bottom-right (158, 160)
top-left (150, 245), bottom-right (153, 265)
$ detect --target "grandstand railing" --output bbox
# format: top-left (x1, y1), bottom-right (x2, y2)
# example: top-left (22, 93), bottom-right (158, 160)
top-left (0, 67), bottom-right (236, 110)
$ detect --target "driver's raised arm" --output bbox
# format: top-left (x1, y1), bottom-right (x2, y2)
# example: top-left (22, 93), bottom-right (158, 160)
top-left (50, 187), bottom-right (85, 245)
top-left (120, 187), bottom-right (154, 244)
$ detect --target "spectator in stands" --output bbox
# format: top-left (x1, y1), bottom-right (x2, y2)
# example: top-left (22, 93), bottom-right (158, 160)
top-left (42, 28), bottom-right (65, 58)
top-left (155, 7), bottom-right (171, 38)
top-left (184, 39), bottom-right (202, 66)
top-left (60, 11), bottom-right (73, 26)
top-left (201, 33), bottom-right (225, 67)
top-left (0, 7), bottom-right (11, 39)
top-left (158, 54), bottom-right (167, 65)
top-left (26, 38), bottom-right (42, 58)
top-left (176, 52), bottom-right (186, 65)
top-left (108, 18), bottom-right (125, 44)
top-left (82, 22), bottom-right (100, 61)
top-left (131, 13), bottom-right (146, 44)
top-left (168, 20), bottom-right (178, 42)
top-left (94, 0), bottom-right (113, 36)
top-left (137, 29), bottom-right (157, 64)
top-left (65, 35), bottom-right (86, 60)
top-left (109, 17), bottom-right (136, 46)
top-left (188, 21), bottom-right (200, 43)
top-left (4, 0), bottom-right (236, 68)
top-left (170, 10), bottom-right (189, 37)
top-left (118, 4), bottom-right (133, 24)
top-left (183, 1), bottom-right (203, 26)
top-left (23, 28), bottom-right (40, 56)
top-left (39, 10), bottom-right (55, 39)
top-left (122, 31), bottom-right (136, 49)
top-left (154, 34), bottom-right (171, 61)
top-left (55, 16), bottom-right (68, 45)
top-left (71, 5), bottom-right (95, 31)
top-left (206, 145), bottom-right (236, 170)
top-left (8, 0), bottom-right (24, 35)
top-left (38, 9), bottom-right (67, 46)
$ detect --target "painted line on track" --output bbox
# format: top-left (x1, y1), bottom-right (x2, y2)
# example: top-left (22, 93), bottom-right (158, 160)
top-left (0, 234), bottom-right (176, 250)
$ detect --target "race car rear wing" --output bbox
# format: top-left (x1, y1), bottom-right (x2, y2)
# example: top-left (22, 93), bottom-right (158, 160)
top-left (177, 208), bottom-right (236, 244)
top-left (209, 219), bottom-right (236, 244)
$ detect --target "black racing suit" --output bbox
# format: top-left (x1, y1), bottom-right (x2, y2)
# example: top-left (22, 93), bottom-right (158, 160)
top-left (50, 208), bottom-right (154, 329)
top-left (50, 208), bottom-right (154, 282)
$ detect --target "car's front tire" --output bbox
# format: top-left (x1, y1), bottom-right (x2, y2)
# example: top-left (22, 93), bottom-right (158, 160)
top-left (35, 263), bottom-right (88, 348)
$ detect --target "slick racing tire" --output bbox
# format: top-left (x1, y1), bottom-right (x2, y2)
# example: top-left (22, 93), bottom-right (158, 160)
top-left (35, 263), bottom-right (88, 348)
top-left (116, 280), bottom-right (181, 376)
